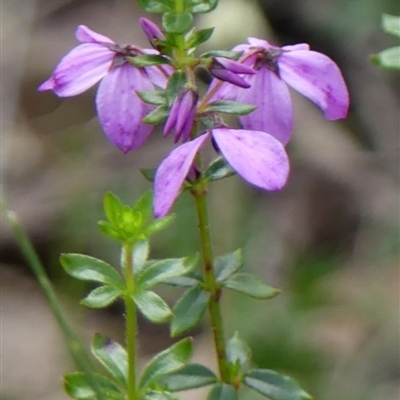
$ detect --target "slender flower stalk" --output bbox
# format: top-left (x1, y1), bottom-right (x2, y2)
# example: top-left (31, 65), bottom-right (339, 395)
top-left (191, 181), bottom-right (231, 382)
top-left (122, 243), bottom-right (138, 400)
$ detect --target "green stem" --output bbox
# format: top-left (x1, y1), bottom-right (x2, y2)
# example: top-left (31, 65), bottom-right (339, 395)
top-left (172, 0), bottom-right (187, 62)
top-left (0, 197), bottom-right (105, 399)
top-left (123, 243), bottom-right (138, 400)
top-left (192, 183), bottom-right (231, 383)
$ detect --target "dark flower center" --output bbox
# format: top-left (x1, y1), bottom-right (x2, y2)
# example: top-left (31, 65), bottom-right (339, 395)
top-left (107, 43), bottom-right (144, 68)
top-left (253, 47), bottom-right (282, 74)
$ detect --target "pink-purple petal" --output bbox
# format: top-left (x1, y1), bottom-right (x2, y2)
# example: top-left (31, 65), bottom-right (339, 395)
top-left (212, 128), bottom-right (289, 191)
top-left (75, 25), bottom-right (114, 44)
top-left (154, 134), bottom-right (211, 217)
top-left (38, 43), bottom-right (114, 97)
top-left (144, 65), bottom-right (171, 88)
top-left (247, 37), bottom-right (276, 49)
top-left (281, 43), bottom-right (310, 52)
top-left (236, 68), bottom-right (293, 145)
top-left (96, 63), bottom-right (152, 153)
top-left (278, 50), bottom-right (349, 120)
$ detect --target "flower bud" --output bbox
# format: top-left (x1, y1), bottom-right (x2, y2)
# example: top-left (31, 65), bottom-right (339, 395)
top-left (139, 18), bottom-right (166, 50)
top-left (164, 88), bottom-right (198, 143)
top-left (209, 57), bottom-right (255, 88)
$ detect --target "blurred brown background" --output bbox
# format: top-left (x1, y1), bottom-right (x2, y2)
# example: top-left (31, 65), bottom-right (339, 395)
top-left (1, 0), bottom-right (399, 399)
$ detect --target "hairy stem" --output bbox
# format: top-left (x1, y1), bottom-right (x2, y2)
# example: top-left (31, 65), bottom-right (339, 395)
top-left (192, 183), bottom-right (231, 383)
top-left (123, 243), bottom-right (138, 400)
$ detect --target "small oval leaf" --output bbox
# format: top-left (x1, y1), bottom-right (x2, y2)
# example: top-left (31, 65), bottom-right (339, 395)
top-left (134, 290), bottom-right (172, 323)
top-left (155, 363), bottom-right (217, 391)
top-left (244, 369), bottom-right (312, 400)
top-left (207, 383), bottom-right (238, 400)
top-left (132, 241), bottom-right (150, 275)
top-left (137, 0), bottom-right (172, 13)
top-left (223, 273), bottom-right (281, 299)
top-left (162, 11), bottom-right (194, 34)
top-left (214, 249), bottom-right (243, 282)
top-left (207, 100), bottom-right (257, 115)
top-left (139, 338), bottom-right (194, 389)
top-left (189, 0), bottom-right (219, 14)
top-left (64, 372), bottom-right (124, 399)
top-left (204, 157), bottom-right (236, 183)
top-left (137, 254), bottom-right (198, 290)
top-left (226, 331), bottom-right (252, 371)
top-left (91, 334), bottom-right (128, 388)
top-left (81, 285), bottom-right (122, 308)
top-left (61, 254), bottom-right (124, 288)
top-left (171, 285), bottom-right (210, 337)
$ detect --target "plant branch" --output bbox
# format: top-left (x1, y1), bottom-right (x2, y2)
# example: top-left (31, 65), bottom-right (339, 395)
top-left (123, 243), bottom-right (138, 400)
top-left (191, 182), bottom-right (231, 383)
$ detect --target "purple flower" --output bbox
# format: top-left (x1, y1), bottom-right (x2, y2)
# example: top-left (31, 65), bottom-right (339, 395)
top-left (38, 25), bottom-right (171, 153)
top-left (209, 57), bottom-right (256, 88)
top-left (154, 127), bottom-right (289, 217)
top-left (164, 88), bottom-right (198, 143)
top-left (211, 38), bottom-right (349, 145)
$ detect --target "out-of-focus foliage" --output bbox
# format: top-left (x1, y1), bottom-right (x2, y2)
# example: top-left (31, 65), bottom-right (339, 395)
top-left (371, 14), bottom-right (400, 69)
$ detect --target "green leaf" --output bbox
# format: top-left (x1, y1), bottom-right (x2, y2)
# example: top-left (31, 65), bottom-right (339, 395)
top-left (137, 0), bottom-right (172, 13)
top-left (81, 285), bottom-right (122, 308)
top-left (201, 50), bottom-right (242, 60)
top-left (132, 241), bottom-right (150, 275)
top-left (170, 285), bottom-right (210, 337)
top-left (137, 90), bottom-right (166, 106)
top-left (223, 273), bottom-right (281, 299)
top-left (91, 334), bottom-right (128, 388)
top-left (103, 192), bottom-right (124, 226)
top-left (162, 11), bottom-right (194, 34)
top-left (139, 338), bottom-right (194, 389)
top-left (382, 13), bottom-right (400, 37)
top-left (141, 168), bottom-right (157, 182)
top-left (98, 221), bottom-right (122, 241)
top-left (186, 27), bottom-right (214, 48)
top-left (226, 332), bottom-right (252, 372)
top-left (134, 290), bottom-right (172, 323)
top-left (371, 46), bottom-right (400, 70)
top-left (166, 71), bottom-right (187, 104)
top-left (214, 249), bottom-right (243, 282)
top-left (61, 254), bottom-right (124, 288)
top-left (129, 54), bottom-right (171, 67)
top-left (155, 363), bottom-right (217, 391)
top-left (164, 273), bottom-right (203, 287)
top-left (138, 254), bottom-right (198, 290)
top-left (207, 100), bottom-right (257, 115)
top-left (244, 369), bottom-right (312, 400)
top-left (143, 392), bottom-right (181, 400)
top-left (207, 383), bottom-right (238, 400)
top-left (131, 190), bottom-right (153, 222)
top-left (204, 157), bottom-right (236, 183)
top-left (144, 214), bottom-right (176, 236)
top-left (142, 105), bottom-right (170, 125)
top-left (64, 372), bottom-right (124, 400)
top-left (189, 0), bottom-right (219, 14)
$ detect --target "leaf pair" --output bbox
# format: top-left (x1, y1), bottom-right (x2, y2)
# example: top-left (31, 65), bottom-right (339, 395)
top-left (65, 335), bottom-right (203, 399)
top-left (61, 244), bottom-right (199, 324)
top-left (371, 14), bottom-right (400, 70)
top-left (137, 0), bottom-right (218, 15)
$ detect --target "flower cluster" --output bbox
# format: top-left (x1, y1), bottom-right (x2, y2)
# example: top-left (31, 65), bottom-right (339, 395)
top-left (39, 20), bottom-right (349, 217)
top-left (39, 25), bottom-right (171, 153)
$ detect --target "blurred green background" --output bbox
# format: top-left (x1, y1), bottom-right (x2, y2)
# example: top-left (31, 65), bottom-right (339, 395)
top-left (1, 0), bottom-right (399, 399)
